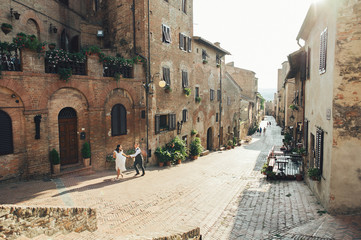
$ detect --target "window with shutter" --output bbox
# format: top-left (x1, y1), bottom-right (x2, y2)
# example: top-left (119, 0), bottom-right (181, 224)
top-left (182, 109), bottom-right (188, 122)
top-left (315, 128), bottom-right (324, 175)
top-left (216, 113), bottom-right (219, 122)
top-left (155, 115), bottom-right (160, 134)
top-left (319, 28), bottom-right (328, 74)
top-left (179, 33), bottom-right (184, 50)
top-left (304, 120), bottom-right (309, 155)
top-left (216, 55), bottom-right (221, 65)
top-left (169, 114), bottom-right (176, 130)
top-left (162, 25), bottom-right (171, 43)
top-left (182, 70), bottom-right (188, 88)
top-left (210, 89), bottom-right (214, 101)
top-left (182, 0), bottom-right (187, 13)
top-left (111, 104), bottom-right (127, 136)
top-left (195, 87), bottom-right (199, 98)
top-left (307, 47), bottom-right (311, 79)
top-left (163, 67), bottom-right (171, 86)
top-left (217, 90), bottom-right (221, 101)
top-left (202, 49), bottom-right (207, 61)
top-left (188, 37), bottom-right (192, 52)
top-left (0, 110), bottom-right (14, 156)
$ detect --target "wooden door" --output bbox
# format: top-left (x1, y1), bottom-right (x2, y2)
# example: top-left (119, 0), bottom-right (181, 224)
top-left (207, 127), bottom-right (213, 150)
top-left (58, 108), bottom-right (78, 165)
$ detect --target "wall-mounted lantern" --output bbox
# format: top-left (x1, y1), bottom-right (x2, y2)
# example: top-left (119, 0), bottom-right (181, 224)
top-left (10, 8), bottom-right (21, 20)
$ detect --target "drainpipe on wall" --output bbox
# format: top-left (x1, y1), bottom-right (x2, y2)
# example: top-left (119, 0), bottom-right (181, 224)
top-left (131, 0), bottom-right (151, 163)
top-left (219, 56), bottom-right (223, 149)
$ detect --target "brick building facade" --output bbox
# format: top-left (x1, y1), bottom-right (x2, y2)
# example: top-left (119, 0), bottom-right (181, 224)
top-left (1, 0), bottom-right (258, 180)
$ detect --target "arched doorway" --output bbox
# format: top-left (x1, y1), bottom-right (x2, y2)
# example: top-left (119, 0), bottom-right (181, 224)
top-left (207, 127), bottom-right (213, 150)
top-left (58, 107), bottom-right (78, 165)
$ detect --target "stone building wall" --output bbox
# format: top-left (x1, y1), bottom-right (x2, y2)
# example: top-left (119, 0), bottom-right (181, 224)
top-left (330, 0), bottom-right (361, 213)
top-left (298, 0), bottom-right (361, 213)
top-left (284, 79), bottom-right (295, 128)
top-left (0, 205), bottom-right (97, 239)
top-left (226, 62), bottom-right (257, 101)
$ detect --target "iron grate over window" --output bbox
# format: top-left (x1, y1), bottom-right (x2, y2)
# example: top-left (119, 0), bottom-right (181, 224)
top-left (58, 107), bottom-right (77, 119)
top-left (0, 110), bottom-right (14, 155)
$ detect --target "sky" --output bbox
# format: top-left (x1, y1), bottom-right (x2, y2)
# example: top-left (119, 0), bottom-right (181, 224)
top-left (193, 0), bottom-right (315, 90)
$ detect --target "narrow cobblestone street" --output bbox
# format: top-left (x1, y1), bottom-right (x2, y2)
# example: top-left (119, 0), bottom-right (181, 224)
top-left (1, 117), bottom-right (360, 240)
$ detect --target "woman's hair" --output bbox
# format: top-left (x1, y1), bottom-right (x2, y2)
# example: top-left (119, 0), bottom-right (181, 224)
top-left (115, 145), bottom-right (121, 153)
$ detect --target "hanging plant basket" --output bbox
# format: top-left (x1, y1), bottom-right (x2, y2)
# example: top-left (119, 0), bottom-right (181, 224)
top-left (48, 43), bottom-right (56, 50)
top-left (1, 23), bottom-right (13, 35)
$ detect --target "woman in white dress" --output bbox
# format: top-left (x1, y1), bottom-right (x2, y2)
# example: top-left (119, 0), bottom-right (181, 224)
top-left (113, 145), bottom-right (128, 179)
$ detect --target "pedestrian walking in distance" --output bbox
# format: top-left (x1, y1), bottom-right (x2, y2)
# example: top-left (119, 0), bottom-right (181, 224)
top-left (263, 127), bottom-right (266, 135)
top-left (130, 143), bottom-right (145, 176)
top-left (113, 145), bottom-right (128, 180)
top-left (259, 127), bottom-right (262, 136)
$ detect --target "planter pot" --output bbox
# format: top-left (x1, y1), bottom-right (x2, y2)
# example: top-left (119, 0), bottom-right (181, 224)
top-left (311, 176), bottom-right (320, 181)
top-left (296, 174), bottom-right (303, 181)
top-left (1, 26), bottom-right (12, 35)
top-left (166, 161), bottom-right (171, 166)
top-left (177, 159), bottom-right (182, 164)
top-left (83, 158), bottom-right (90, 167)
top-left (191, 155), bottom-right (198, 160)
top-left (53, 164), bottom-right (60, 174)
top-left (227, 146), bottom-right (231, 150)
top-left (48, 44), bottom-right (56, 50)
top-left (158, 162), bottom-right (164, 167)
top-left (164, 88), bottom-right (171, 93)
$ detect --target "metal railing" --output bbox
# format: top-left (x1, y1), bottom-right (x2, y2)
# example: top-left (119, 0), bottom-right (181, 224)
top-left (103, 64), bottom-right (133, 78)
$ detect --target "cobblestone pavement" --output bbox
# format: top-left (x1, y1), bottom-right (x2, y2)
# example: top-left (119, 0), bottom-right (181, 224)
top-left (1, 116), bottom-right (360, 239)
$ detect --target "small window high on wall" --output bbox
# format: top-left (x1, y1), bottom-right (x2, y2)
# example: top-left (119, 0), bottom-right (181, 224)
top-left (111, 104), bottom-right (127, 136)
top-left (319, 28), bottom-right (328, 74)
top-left (0, 110), bottom-right (14, 156)
top-left (59, 0), bottom-right (69, 6)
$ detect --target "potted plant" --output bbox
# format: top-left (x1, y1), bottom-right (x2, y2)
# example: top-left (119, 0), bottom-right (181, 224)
top-left (191, 129), bottom-right (198, 136)
top-left (190, 137), bottom-right (203, 160)
top-left (58, 68), bottom-right (72, 82)
top-left (48, 43), bottom-right (56, 50)
top-left (81, 142), bottom-right (91, 167)
top-left (308, 168), bottom-right (321, 181)
top-left (227, 140), bottom-right (233, 149)
top-left (261, 163), bottom-right (268, 175)
top-left (289, 104), bottom-right (299, 111)
top-left (195, 96), bottom-right (201, 103)
top-left (50, 148), bottom-right (60, 174)
top-left (202, 59), bottom-right (208, 64)
top-left (183, 87), bottom-right (191, 97)
top-left (1, 23), bottom-right (12, 35)
top-left (295, 173), bottom-right (303, 181)
top-left (155, 147), bottom-right (166, 167)
top-left (164, 149), bottom-right (172, 166)
top-left (173, 151), bottom-right (184, 164)
top-left (216, 63), bottom-right (220, 68)
top-left (297, 147), bottom-right (306, 156)
top-left (164, 85), bottom-right (172, 93)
